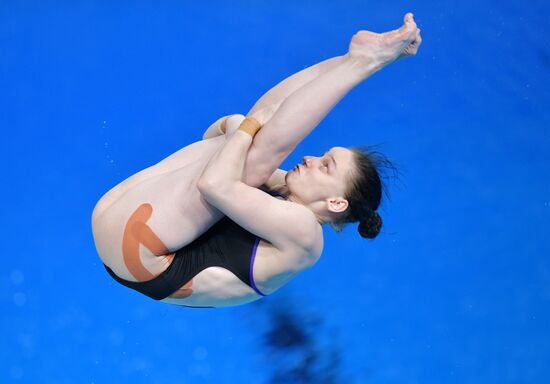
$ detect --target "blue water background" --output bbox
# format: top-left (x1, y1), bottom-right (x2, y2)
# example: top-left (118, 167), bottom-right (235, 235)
top-left (1, 0), bottom-right (549, 382)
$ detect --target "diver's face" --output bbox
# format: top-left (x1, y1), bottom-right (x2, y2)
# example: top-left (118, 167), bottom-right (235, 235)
top-left (286, 146), bottom-right (355, 205)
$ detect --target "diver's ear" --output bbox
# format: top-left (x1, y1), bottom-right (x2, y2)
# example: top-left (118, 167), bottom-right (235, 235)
top-left (326, 197), bottom-right (348, 214)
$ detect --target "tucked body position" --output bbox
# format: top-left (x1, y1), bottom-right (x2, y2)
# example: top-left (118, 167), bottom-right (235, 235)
top-left (92, 13), bottom-right (422, 308)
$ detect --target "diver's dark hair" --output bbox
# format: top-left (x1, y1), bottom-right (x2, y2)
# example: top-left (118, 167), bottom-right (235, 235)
top-left (329, 145), bottom-right (399, 240)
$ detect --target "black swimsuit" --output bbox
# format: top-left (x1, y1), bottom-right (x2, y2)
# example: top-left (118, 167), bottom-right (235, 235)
top-left (104, 214), bottom-right (266, 305)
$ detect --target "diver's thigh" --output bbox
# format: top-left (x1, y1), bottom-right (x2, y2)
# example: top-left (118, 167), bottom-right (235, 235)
top-left (93, 161), bottom-right (225, 280)
top-left (135, 162), bottom-right (226, 251)
top-left (154, 135), bottom-right (226, 171)
top-left (93, 135), bottom-right (227, 222)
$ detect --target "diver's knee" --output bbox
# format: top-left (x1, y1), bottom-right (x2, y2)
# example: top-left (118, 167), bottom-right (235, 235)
top-left (224, 114), bottom-right (246, 137)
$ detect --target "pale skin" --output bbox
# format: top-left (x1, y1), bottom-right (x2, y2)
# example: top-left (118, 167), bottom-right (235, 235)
top-left (92, 13), bottom-right (422, 307)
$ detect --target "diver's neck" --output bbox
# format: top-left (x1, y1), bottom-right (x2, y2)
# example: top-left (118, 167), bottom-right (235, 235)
top-left (285, 193), bottom-right (330, 225)
top-left (272, 184), bottom-right (290, 200)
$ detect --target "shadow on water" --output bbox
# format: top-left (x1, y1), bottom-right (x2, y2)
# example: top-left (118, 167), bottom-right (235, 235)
top-left (246, 296), bottom-right (356, 384)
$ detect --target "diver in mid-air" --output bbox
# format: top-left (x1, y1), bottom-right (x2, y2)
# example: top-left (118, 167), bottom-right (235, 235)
top-left (92, 13), bottom-right (422, 308)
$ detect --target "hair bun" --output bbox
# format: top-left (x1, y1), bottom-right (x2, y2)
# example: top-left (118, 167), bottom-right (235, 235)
top-left (358, 211), bottom-right (382, 239)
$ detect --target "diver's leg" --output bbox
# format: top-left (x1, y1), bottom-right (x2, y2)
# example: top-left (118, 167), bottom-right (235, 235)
top-left (246, 55), bottom-right (347, 116)
top-left (242, 14), bottom-right (421, 186)
top-left (200, 56), bottom-right (347, 141)
top-left (200, 55), bottom-right (346, 142)
top-left (204, 53), bottom-right (352, 140)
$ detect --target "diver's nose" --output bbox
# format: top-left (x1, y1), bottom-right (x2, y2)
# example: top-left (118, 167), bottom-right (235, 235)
top-left (302, 156), bottom-right (311, 167)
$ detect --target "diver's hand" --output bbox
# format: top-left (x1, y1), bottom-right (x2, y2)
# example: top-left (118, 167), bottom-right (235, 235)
top-left (348, 12), bottom-right (422, 72)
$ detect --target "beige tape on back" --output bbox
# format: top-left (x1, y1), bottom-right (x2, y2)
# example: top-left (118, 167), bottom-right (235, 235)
top-left (237, 117), bottom-right (262, 137)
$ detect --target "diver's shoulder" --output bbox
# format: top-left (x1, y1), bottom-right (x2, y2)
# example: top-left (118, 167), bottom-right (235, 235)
top-left (306, 220), bottom-right (324, 266)
top-left (268, 189), bottom-right (322, 261)
top-left (288, 204), bottom-right (323, 267)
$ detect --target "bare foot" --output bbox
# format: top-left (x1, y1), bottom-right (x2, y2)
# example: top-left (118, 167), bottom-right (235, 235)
top-left (348, 13), bottom-right (422, 72)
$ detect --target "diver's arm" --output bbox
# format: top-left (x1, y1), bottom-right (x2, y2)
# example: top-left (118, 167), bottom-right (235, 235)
top-left (199, 127), bottom-right (254, 186)
top-left (199, 104), bottom-right (279, 186)
top-left (203, 116), bottom-right (289, 197)
top-left (198, 125), bottom-right (317, 256)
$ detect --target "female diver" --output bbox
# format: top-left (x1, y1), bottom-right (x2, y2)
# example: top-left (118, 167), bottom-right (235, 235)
top-left (92, 13), bottom-right (422, 308)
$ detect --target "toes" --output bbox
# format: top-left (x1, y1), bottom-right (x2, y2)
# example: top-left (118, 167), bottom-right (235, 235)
top-left (405, 29), bottom-right (422, 55)
top-left (397, 13), bottom-right (417, 39)
top-left (412, 29), bottom-right (422, 46)
top-left (404, 12), bottom-right (414, 24)
top-left (403, 12), bottom-right (416, 29)
top-left (415, 29), bottom-right (422, 44)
